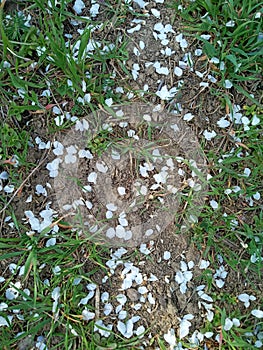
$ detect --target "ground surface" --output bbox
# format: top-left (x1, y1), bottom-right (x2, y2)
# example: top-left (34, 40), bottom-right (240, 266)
top-left (0, 1), bottom-right (262, 349)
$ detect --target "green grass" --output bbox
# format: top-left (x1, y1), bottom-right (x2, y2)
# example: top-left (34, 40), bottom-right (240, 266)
top-left (0, 231), bottom-right (130, 349)
top-left (0, 0), bottom-right (262, 349)
top-left (168, 1), bottom-right (263, 348)
top-left (0, 1), bottom-right (136, 348)
top-left (171, 0), bottom-right (263, 108)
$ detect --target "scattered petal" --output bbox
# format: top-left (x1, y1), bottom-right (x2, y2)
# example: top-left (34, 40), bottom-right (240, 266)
top-left (224, 318), bottom-right (233, 331)
top-left (199, 260), bottom-right (210, 269)
top-left (251, 309), bottom-right (263, 319)
top-left (217, 118), bottom-right (230, 128)
top-left (46, 237), bottom-right (56, 247)
top-left (203, 130), bottom-right (217, 141)
top-left (224, 80), bottom-right (233, 89)
top-left (183, 113), bottom-right (194, 121)
top-left (174, 66), bottom-right (183, 77)
top-left (210, 199), bottom-right (218, 209)
top-left (82, 309), bottom-right (95, 321)
top-left (118, 187), bottom-right (126, 196)
top-left (163, 251), bottom-right (171, 260)
top-left (88, 172), bottom-right (97, 183)
top-left (151, 9), bottom-right (160, 18)
top-left (73, 0), bottom-right (85, 15)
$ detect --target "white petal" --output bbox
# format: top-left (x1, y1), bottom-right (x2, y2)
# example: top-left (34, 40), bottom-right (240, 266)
top-left (4, 185), bottom-right (15, 193)
top-left (78, 292), bottom-right (94, 305)
top-left (87, 283), bottom-right (97, 291)
top-left (253, 192), bottom-right (260, 200)
top-left (198, 291), bottom-right (213, 302)
top-left (118, 187), bottom-right (126, 195)
top-left (164, 329), bottom-right (177, 346)
top-left (139, 165), bottom-right (148, 177)
top-left (224, 318), bottom-right (233, 331)
top-left (106, 227), bottom-right (116, 239)
top-left (196, 284), bottom-right (205, 291)
top-left (224, 80), bottom-right (233, 89)
top-left (184, 271), bottom-right (193, 282)
top-left (116, 294), bottom-right (127, 305)
top-left (133, 47), bottom-right (140, 56)
top-left (163, 251), bottom-right (171, 260)
top-left (117, 320), bottom-right (127, 336)
top-left (147, 292), bottom-right (155, 305)
top-left (251, 115), bottom-right (260, 126)
top-left (224, 189), bottom-right (232, 195)
top-left (183, 113), bottom-right (194, 121)
top-left (215, 279), bottom-right (225, 288)
top-left (106, 203), bottom-right (117, 211)
top-left (188, 261), bottom-right (195, 269)
top-left (51, 287), bottom-right (60, 301)
top-left (82, 310), bottom-right (95, 321)
top-left (6, 288), bottom-right (18, 300)
top-left (203, 130), bottom-right (217, 141)
top-left (46, 237), bottom-right (56, 247)
top-left (121, 278), bottom-right (133, 290)
top-left (175, 271), bottom-right (185, 284)
top-left (226, 20), bottom-right (235, 27)
top-left (174, 66), bottom-right (183, 77)
top-left (124, 230), bottom-right (132, 240)
top-left (105, 98), bottom-right (113, 106)
top-left (199, 260), bottom-right (210, 269)
top-left (238, 293), bottom-right (249, 303)
top-left (127, 24), bottom-right (141, 34)
top-left (118, 310), bottom-right (127, 320)
top-left (104, 303), bottom-right (113, 316)
top-left (251, 309), bottom-right (263, 318)
top-left (135, 325), bottom-right (145, 336)
top-left (79, 149), bottom-right (93, 159)
top-left (179, 319), bottom-right (191, 339)
top-left (90, 3), bottom-right (100, 17)
top-left (138, 286), bottom-right (148, 294)
top-left (0, 302), bottom-right (8, 311)
top-left (156, 66), bottom-right (169, 75)
top-left (133, 0), bottom-right (148, 8)
top-left (156, 85), bottom-right (174, 100)
top-left (145, 229), bottom-right (153, 236)
top-left (243, 168), bottom-right (251, 177)
top-left (0, 315), bottom-right (12, 327)
top-left (111, 149), bottom-right (120, 160)
top-left (140, 185), bottom-right (147, 195)
top-left (118, 217), bottom-right (128, 227)
top-left (207, 310), bottom-right (214, 322)
top-left (184, 314), bottom-right (194, 321)
top-left (232, 318), bottom-right (240, 327)
top-left (65, 154), bottom-right (77, 164)
top-left (171, 124), bottom-right (179, 132)
top-left (116, 225), bottom-right (126, 238)
top-left (148, 274), bottom-right (158, 282)
top-left (180, 261), bottom-right (188, 272)
top-left (139, 41), bottom-right (145, 50)
top-left (217, 118), bottom-right (230, 128)
top-left (101, 292), bottom-right (109, 303)
top-left (106, 210), bottom-right (113, 219)
top-left (88, 172), bottom-right (97, 183)
top-left (139, 243), bottom-right (151, 254)
top-left (85, 201), bottom-right (93, 210)
top-left (96, 162), bottom-right (108, 173)
top-left (241, 116), bottom-right (250, 125)
top-left (210, 200), bottom-right (218, 209)
top-left (151, 8), bottom-right (160, 17)
top-left (73, 0), bottom-right (85, 14)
